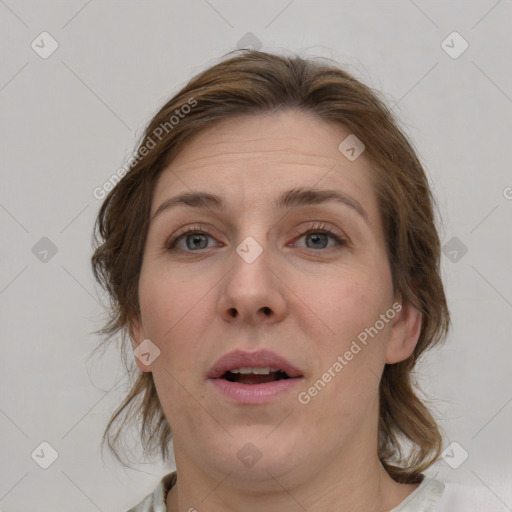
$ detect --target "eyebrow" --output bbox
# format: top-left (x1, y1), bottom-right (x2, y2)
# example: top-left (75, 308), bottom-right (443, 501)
top-left (152, 186), bottom-right (368, 223)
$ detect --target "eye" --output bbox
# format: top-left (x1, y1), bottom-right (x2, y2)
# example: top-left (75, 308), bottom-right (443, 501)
top-left (165, 222), bottom-right (348, 253)
top-left (165, 225), bottom-right (219, 252)
top-left (291, 222), bottom-right (348, 251)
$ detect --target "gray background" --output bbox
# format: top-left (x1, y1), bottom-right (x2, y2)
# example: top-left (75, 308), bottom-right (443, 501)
top-left (1, 0), bottom-right (511, 510)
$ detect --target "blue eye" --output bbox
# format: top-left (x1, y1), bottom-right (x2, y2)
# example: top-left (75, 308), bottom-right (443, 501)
top-left (165, 223), bottom-right (347, 253)
top-left (176, 232), bottom-right (213, 251)
top-left (295, 229), bottom-right (347, 250)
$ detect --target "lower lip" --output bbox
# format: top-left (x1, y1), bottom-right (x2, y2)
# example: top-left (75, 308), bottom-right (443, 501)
top-left (208, 377), bottom-right (303, 404)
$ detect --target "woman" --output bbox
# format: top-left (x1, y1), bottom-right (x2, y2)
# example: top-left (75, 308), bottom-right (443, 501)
top-left (91, 50), bottom-right (487, 511)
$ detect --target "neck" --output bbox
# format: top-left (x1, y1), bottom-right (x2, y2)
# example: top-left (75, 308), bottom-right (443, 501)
top-left (166, 451), bottom-right (419, 512)
top-left (166, 394), bottom-right (419, 512)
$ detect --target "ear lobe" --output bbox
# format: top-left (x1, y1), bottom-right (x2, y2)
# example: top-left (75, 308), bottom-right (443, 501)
top-left (129, 317), bottom-right (152, 373)
top-left (385, 300), bottom-right (422, 364)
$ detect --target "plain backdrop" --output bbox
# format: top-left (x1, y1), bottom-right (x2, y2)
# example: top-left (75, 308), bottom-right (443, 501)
top-left (1, 1), bottom-right (511, 510)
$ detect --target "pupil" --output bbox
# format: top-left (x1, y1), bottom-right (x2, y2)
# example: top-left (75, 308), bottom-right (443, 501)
top-left (307, 233), bottom-right (327, 249)
top-left (187, 234), bottom-right (207, 250)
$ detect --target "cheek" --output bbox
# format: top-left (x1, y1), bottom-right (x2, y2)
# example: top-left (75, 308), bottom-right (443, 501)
top-left (298, 306), bottom-right (389, 429)
top-left (138, 269), bottom-right (206, 342)
top-left (298, 268), bottom-right (393, 405)
top-left (136, 272), bottom-right (208, 391)
top-left (138, 266), bottom-right (223, 368)
top-left (297, 265), bottom-right (391, 345)
top-left (138, 272), bottom-right (212, 423)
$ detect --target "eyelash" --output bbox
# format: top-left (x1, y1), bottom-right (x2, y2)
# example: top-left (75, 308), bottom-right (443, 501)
top-left (164, 222), bottom-right (348, 253)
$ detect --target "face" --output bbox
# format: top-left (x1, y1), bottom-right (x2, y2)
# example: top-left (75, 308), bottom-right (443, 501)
top-left (130, 110), bottom-right (420, 489)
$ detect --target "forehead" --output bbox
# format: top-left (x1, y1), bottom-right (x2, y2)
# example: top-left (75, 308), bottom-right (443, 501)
top-left (151, 110), bottom-right (379, 222)
top-left (165, 110), bottom-right (368, 172)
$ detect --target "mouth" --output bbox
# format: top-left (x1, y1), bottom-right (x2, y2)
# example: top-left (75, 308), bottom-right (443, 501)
top-left (207, 349), bottom-right (304, 403)
top-left (207, 349), bottom-right (304, 382)
top-left (220, 367), bottom-right (294, 385)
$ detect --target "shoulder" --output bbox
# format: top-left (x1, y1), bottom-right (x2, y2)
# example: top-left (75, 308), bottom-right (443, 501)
top-left (125, 472), bottom-right (177, 512)
top-left (389, 475), bottom-right (509, 512)
top-left (435, 480), bottom-right (509, 512)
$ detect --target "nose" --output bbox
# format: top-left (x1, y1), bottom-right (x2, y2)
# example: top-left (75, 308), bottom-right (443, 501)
top-left (217, 235), bottom-right (288, 327)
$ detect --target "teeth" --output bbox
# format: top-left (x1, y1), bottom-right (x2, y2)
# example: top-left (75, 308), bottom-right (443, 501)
top-left (229, 367), bottom-right (280, 375)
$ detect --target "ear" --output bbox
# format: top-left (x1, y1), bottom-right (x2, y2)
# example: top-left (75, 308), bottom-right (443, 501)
top-left (385, 299), bottom-right (422, 364)
top-left (129, 316), bottom-right (153, 373)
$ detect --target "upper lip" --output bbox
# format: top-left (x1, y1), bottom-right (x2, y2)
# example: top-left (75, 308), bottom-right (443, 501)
top-left (207, 349), bottom-right (303, 379)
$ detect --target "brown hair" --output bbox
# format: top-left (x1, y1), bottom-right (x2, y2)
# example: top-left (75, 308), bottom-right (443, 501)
top-left (91, 49), bottom-right (450, 482)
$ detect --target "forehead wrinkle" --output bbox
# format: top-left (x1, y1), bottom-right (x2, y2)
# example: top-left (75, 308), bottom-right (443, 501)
top-left (169, 160), bottom-right (337, 174)
top-left (167, 146), bottom-right (338, 173)
top-left (171, 130), bottom-right (336, 158)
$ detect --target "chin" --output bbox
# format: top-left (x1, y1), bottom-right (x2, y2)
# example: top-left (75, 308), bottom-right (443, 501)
top-left (206, 436), bottom-right (306, 483)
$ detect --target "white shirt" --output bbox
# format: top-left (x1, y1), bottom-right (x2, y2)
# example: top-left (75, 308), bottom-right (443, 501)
top-left (125, 472), bottom-right (504, 512)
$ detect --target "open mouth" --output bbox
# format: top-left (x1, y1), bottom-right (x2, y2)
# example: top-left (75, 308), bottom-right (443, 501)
top-left (207, 349), bottom-right (304, 391)
top-left (209, 357), bottom-right (303, 403)
top-left (221, 369), bottom-right (292, 385)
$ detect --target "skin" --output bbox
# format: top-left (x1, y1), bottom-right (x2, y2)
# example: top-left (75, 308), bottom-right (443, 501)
top-left (130, 110), bottom-right (423, 512)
